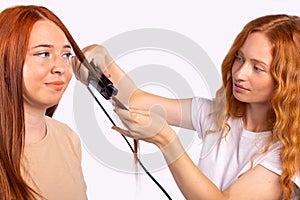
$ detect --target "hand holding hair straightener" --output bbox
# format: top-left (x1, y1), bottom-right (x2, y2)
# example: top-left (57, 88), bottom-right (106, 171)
top-left (72, 45), bottom-right (117, 100)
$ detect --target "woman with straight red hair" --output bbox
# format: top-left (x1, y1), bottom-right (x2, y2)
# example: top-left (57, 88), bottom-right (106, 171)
top-left (0, 5), bottom-right (88, 199)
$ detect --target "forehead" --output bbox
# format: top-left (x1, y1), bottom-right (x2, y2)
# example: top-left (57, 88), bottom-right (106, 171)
top-left (240, 32), bottom-right (273, 66)
top-left (28, 20), bottom-right (69, 47)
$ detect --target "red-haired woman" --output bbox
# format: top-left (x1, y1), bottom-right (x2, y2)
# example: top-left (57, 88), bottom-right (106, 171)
top-left (0, 5), bottom-right (88, 199)
top-left (77, 14), bottom-right (300, 199)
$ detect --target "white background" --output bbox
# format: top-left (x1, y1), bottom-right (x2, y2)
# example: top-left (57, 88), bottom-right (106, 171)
top-left (1, 1), bottom-right (299, 199)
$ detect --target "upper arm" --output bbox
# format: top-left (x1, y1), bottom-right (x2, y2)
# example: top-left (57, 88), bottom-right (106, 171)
top-left (223, 165), bottom-right (283, 200)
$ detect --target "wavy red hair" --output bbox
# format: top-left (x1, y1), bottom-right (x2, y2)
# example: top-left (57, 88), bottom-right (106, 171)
top-left (213, 14), bottom-right (300, 199)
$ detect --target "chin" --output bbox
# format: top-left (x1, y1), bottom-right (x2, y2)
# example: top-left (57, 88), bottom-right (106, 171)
top-left (44, 98), bottom-right (61, 108)
top-left (233, 93), bottom-right (247, 103)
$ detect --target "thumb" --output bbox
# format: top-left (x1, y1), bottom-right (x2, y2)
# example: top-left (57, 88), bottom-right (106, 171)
top-left (112, 126), bottom-right (132, 138)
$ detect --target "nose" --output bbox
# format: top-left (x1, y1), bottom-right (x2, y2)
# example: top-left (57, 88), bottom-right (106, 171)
top-left (232, 62), bottom-right (250, 81)
top-left (50, 56), bottom-right (70, 74)
top-left (51, 65), bottom-right (65, 74)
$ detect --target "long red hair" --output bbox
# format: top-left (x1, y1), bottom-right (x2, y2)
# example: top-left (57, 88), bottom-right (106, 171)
top-left (0, 5), bottom-right (86, 199)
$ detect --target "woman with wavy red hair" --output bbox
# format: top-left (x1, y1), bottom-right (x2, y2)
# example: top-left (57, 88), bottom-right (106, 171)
top-left (0, 5), bottom-right (88, 199)
top-left (77, 14), bottom-right (300, 199)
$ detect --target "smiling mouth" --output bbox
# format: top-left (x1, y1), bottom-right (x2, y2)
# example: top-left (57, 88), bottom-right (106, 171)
top-left (46, 81), bottom-right (64, 91)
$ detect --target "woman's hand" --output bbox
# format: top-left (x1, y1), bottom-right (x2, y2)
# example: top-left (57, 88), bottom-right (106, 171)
top-left (113, 107), bottom-right (186, 165)
top-left (72, 44), bottom-right (113, 85)
top-left (73, 44), bottom-right (138, 107)
top-left (113, 107), bottom-right (176, 148)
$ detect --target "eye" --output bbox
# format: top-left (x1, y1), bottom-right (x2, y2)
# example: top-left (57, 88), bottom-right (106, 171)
top-left (65, 52), bottom-right (73, 58)
top-left (253, 66), bottom-right (264, 72)
top-left (63, 52), bottom-right (73, 59)
top-left (34, 52), bottom-right (50, 58)
top-left (234, 54), bottom-right (245, 63)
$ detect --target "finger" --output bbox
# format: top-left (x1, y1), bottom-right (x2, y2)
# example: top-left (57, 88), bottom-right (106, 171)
top-left (114, 108), bottom-right (142, 129)
top-left (116, 108), bottom-right (151, 127)
top-left (72, 57), bottom-right (89, 85)
top-left (128, 107), bottom-right (150, 116)
top-left (102, 69), bottom-right (111, 78)
top-left (114, 108), bottom-right (131, 120)
top-left (111, 97), bottom-right (128, 111)
top-left (111, 126), bottom-right (132, 138)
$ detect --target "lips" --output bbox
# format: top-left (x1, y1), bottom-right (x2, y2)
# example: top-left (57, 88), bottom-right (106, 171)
top-left (45, 81), bottom-right (65, 91)
top-left (234, 82), bottom-right (250, 91)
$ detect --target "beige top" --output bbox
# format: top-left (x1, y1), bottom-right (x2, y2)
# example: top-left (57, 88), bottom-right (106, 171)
top-left (21, 116), bottom-right (87, 200)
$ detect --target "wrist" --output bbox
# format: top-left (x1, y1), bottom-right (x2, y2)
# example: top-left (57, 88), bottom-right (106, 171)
top-left (154, 126), bottom-right (185, 165)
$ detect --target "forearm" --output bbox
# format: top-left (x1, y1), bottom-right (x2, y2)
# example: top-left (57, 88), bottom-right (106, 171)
top-left (74, 44), bottom-right (191, 127)
top-left (169, 153), bottom-right (225, 200)
top-left (107, 61), bottom-right (194, 129)
top-left (106, 61), bottom-right (167, 110)
top-left (105, 61), bottom-right (137, 106)
top-left (158, 134), bottom-right (225, 200)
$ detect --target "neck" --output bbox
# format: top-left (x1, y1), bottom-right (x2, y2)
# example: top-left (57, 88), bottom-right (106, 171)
top-left (244, 103), bottom-right (272, 132)
top-left (24, 106), bottom-right (47, 144)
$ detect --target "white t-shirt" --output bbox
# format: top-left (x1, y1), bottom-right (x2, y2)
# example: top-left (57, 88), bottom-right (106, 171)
top-left (191, 97), bottom-right (300, 198)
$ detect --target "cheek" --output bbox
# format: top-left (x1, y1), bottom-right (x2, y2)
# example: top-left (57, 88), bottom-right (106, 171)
top-left (23, 67), bottom-right (48, 85)
top-left (23, 65), bottom-right (52, 99)
top-left (23, 60), bottom-right (49, 79)
top-left (23, 65), bottom-right (34, 90)
top-left (231, 60), bottom-right (241, 74)
top-left (65, 66), bottom-right (73, 83)
top-left (260, 79), bottom-right (275, 99)
top-left (265, 77), bottom-right (276, 91)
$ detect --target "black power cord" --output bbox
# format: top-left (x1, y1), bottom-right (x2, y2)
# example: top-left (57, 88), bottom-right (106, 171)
top-left (86, 86), bottom-right (172, 200)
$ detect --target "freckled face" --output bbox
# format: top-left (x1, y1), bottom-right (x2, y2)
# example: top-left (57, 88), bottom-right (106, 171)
top-left (232, 32), bottom-right (275, 105)
top-left (23, 20), bottom-right (73, 110)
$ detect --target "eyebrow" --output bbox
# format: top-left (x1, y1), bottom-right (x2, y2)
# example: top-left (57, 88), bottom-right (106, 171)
top-left (30, 44), bottom-right (72, 50)
top-left (237, 50), bottom-right (268, 67)
top-left (251, 58), bottom-right (268, 67)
